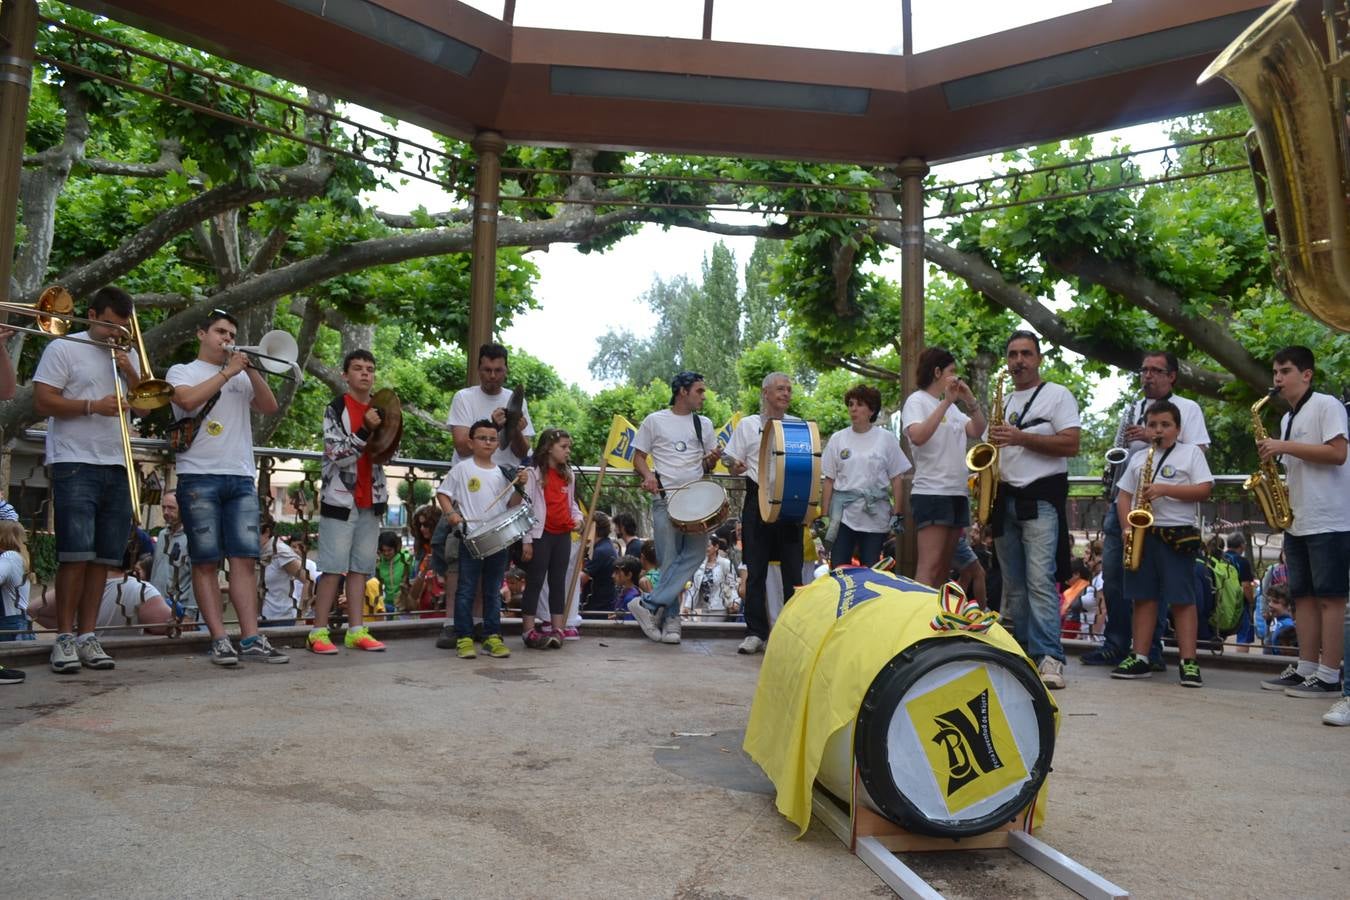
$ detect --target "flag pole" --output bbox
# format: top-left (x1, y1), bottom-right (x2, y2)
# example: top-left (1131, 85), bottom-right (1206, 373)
top-left (563, 455), bottom-right (608, 625)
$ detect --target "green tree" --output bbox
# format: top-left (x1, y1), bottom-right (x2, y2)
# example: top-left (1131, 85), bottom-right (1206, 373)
top-left (682, 241), bottom-right (741, 391)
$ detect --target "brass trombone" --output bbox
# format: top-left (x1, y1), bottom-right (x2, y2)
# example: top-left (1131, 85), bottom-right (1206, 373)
top-left (0, 286), bottom-right (132, 348)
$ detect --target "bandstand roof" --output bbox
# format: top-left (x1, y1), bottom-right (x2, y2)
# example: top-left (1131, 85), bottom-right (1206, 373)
top-left (70, 0), bottom-right (1305, 164)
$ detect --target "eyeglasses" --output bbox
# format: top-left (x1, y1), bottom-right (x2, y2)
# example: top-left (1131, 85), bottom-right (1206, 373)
top-left (1138, 366), bottom-right (1170, 376)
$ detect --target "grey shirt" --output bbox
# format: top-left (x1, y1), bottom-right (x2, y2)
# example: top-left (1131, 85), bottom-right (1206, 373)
top-left (149, 525), bottom-right (195, 610)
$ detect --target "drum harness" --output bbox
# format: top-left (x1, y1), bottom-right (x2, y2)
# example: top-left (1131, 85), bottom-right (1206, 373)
top-left (655, 414), bottom-right (708, 502)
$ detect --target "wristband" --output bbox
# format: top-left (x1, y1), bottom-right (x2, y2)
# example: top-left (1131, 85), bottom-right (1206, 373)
top-left (84, 400), bottom-right (91, 416)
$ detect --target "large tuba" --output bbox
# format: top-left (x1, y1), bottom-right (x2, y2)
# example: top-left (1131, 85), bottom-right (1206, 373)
top-left (1198, 0), bottom-right (1350, 332)
top-left (1124, 441), bottom-right (1158, 572)
top-left (966, 373), bottom-right (1006, 527)
top-left (1245, 388), bottom-right (1295, 531)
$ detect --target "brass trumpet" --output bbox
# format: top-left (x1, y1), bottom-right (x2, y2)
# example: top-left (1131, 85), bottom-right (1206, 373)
top-left (967, 373), bottom-right (1006, 526)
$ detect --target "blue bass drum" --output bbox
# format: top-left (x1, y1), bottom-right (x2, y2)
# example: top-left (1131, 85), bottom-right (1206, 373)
top-left (757, 419), bottom-right (822, 524)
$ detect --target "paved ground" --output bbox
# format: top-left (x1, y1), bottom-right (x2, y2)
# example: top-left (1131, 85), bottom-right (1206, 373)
top-left (0, 632), bottom-right (1344, 899)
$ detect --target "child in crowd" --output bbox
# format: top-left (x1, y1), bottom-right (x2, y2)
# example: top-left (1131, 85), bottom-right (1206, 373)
top-left (503, 567), bottom-right (526, 615)
top-left (515, 428), bottom-right (583, 650)
top-left (0, 520), bottom-right (34, 683)
top-left (613, 555), bottom-right (642, 618)
top-left (375, 530), bottom-right (413, 618)
top-left (437, 419), bottom-right (526, 659)
top-left (1263, 583), bottom-right (1297, 656)
top-left (638, 539), bottom-right (660, 595)
top-left (1111, 401), bottom-right (1214, 687)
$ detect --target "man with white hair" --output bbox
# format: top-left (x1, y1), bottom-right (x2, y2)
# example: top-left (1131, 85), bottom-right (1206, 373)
top-left (724, 372), bottom-right (803, 655)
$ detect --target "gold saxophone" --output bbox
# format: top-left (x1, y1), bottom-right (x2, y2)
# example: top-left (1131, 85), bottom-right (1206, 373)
top-left (1198, 0), bottom-right (1350, 332)
top-left (1124, 441), bottom-right (1158, 572)
top-left (966, 373), bottom-right (1006, 527)
top-left (1245, 388), bottom-right (1295, 531)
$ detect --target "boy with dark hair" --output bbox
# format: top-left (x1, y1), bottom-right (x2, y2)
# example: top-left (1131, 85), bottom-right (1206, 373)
top-left (308, 348), bottom-right (388, 654)
top-left (375, 530), bottom-right (413, 617)
top-left (436, 419), bottom-right (526, 659)
top-left (1257, 346), bottom-right (1350, 709)
top-left (1111, 401), bottom-right (1213, 686)
top-left (581, 512), bottom-right (617, 613)
top-left (613, 512), bottom-right (642, 558)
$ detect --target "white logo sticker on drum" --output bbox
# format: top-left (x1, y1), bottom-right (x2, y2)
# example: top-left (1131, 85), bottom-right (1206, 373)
top-left (467, 477), bottom-right (481, 492)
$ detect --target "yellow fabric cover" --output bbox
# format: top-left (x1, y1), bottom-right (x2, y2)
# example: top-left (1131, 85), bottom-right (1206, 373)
top-left (742, 567), bottom-right (1054, 835)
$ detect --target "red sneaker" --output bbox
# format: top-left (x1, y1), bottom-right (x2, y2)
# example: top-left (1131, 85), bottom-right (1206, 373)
top-left (306, 627), bottom-right (339, 655)
top-left (344, 626), bottom-right (386, 652)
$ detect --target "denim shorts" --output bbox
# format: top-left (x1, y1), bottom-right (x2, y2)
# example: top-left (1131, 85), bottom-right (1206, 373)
top-left (51, 463), bottom-right (134, 565)
top-left (0, 612), bottom-right (35, 641)
top-left (1283, 531), bottom-right (1350, 598)
top-left (177, 473), bottom-right (261, 564)
top-left (952, 532), bottom-right (978, 568)
top-left (910, 493), bottom-right (971, 530)
top-left (318, 508), bottom-right (380, 576)
top-left (1123, 531), bottom-right (1200, 605)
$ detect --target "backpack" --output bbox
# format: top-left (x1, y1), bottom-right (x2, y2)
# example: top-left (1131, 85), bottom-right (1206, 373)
top-left (1208, 555), bottom-right (1245, 635)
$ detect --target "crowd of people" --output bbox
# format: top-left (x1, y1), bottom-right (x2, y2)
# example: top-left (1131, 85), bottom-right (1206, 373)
top-left (0, 291), bottom-right (1345, 729)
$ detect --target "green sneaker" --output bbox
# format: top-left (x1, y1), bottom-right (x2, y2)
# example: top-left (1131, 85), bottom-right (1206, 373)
top-left (1179, 659), bottom-right (1203, 688)
top-left (344, 626), bottom-right (386, 652)
top-left (482, 634), bottom-right (511, 658)
top-left (456, 636), bottom-right (477, 659)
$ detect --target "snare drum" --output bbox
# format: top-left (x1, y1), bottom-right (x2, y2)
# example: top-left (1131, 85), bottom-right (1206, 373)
top-left (666, 480), bottom-right (730, 535)
top-left (758, 419), bottom-right (822, 523)
top-left (463, 504), bottom-right (537, 559)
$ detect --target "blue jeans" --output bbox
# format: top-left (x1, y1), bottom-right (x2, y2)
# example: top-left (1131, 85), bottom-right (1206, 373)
top-left (994, 500), bottom-right (1063, 663)
top-left (0, 612), bottom-right (35, 641)
top-left (454, 542), bottom-right (507, 639)
top-left (1101, 510), bottom-right (1166, 661)
top-left (832, 523), bottom-right (885, 568)
top-left (177, 474), bottom-right (260, 564)
top-left (646, 497), bottom-right (708, 615)
top-left (51, 463), bottom-right (133, 565)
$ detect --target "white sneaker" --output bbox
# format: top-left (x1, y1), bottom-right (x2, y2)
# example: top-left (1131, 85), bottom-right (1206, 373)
top-left (1038, 656), bottom-right (1066, 690)
top-left (627, 597), bottom-right (663, 642)
top-left (76, 635), bottom-right (115, 670)
top-left (738, 635), bottom-right (765, 655)
top-left (660, 614), bottom-right (682, 645)
top-left (50, 633), bottom-right (80, 674)
top-left (1323, 696), bottom-right (1350, 726)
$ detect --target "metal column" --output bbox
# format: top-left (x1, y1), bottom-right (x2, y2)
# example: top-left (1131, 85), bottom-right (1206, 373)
top-left (0, 0), bottom-right (38, 303)
top-left (466, 130), bottom-right (505, 387)
top-left (896, 157), bottom-right (928, 578)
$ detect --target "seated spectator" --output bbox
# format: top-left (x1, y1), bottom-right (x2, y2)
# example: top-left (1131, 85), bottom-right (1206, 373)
top-left (31, 567), bottom-right (174, 637)
top-left (375, 531), bottom-right (413, 617)
top-left (613, 555), bottom-right (641, 621)
top-left (581, 512), bottom-right (616, 613)
top-left (638, 539), bottom-right (660, 595)
top-left (684, 537), bottom-right (736, 622)
top-left (362, 576), bottom-right (383, 621)
top-left (260, 515), bottom-right (308, 627)
top-left (1263, 583), bottom-right (1297, 657)
top-left (289, 536), bottom-right (320, 620)
top-left (503, 567), bottom-right (526, 615)
top-left (409, 504), bottom-right (447, 617)
top-left (0, 521), bottom-right (34, 684)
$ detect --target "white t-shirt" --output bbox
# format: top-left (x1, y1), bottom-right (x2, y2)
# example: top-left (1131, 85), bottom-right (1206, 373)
top-left (0, 550), bottom-right (30, 618)
top-left (437, 459), bottom-right (514, 525)
top-left (724, 414), bottom-right (766, 484)
top-left (447, 385), bottom-right (534, 467)
top-left (32, 331), bottom-right (141, 466)
top-left (294, 558), bottom-right (319, 605)
top-left (261, 537), bottom-right (302, 620)
top-left (821, 425), bottom-right (912, 533)
top-left (901, 390), bottom-right (972, 496)
top-left (993, 381), bottom-right (1081, 488)
top-left (96, 576), bottom-right (163, 632)
top-left (1117, 441), bottom-right (1212, 527)
top-left (1121, 394), bottom-right (1211, 459)
top-left (633, 409), bottom-right (714, 491)
top-left (1278, 391), bottom-right (1350, 535)
top-left (166, 360), bottom-right (257, 477)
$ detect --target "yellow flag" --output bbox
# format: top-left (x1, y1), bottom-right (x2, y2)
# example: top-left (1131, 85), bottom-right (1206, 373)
top-left (712, 412), bottom-right (742, 474)
top-left (602, 415), bottom-right (638, 470)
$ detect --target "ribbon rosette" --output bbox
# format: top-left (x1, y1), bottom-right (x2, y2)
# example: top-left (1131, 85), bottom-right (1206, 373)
top-left (929, 582), bottom-right (1000, 633)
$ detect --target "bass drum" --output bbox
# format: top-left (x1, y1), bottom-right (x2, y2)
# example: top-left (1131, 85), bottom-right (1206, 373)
top-left (817, 637), bottom-right (1056, 838)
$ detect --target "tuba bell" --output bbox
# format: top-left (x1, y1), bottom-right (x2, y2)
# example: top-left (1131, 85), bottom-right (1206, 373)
top-left (1198, 0), bottom-right (1350, 332)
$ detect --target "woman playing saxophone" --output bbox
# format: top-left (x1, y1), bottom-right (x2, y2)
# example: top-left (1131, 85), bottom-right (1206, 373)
top-left (1111, 401), bottom-right (1213, 687)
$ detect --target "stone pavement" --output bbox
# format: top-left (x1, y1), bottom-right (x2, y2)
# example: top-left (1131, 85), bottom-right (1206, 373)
top-left (0, 632), bottom-right (1343, 899)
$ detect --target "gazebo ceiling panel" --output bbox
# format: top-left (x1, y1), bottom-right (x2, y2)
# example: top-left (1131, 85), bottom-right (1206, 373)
top-left (69, 0), bottom-right (1297, 164)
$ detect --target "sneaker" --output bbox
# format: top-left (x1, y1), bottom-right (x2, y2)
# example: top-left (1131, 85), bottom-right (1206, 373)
top-left (50, 634), bottom-right (80, 674)
top-left (627, 597), bottom-right (663, 642)
top-left (1149, 658), bottom-right (1166, 673)
top-left (523, 628), bottom-right (550, 650)
top-left (1110, 656), bottom-right (1152, 680)
top-left (435, 626), bottom-right (456, 650)
top-left (208, 637), bottom-right (239, 667)
top-left (562, 626), bottom-right (580, 641)
top-left (76, 636), bottom-right (115, 670)
top-left (344, 626), bottom-right (386, 652)
top-left (1285, 676), bottom-right (1343, 699)
top-left (1322, 696), bottom-right (1350, 726)
top-left (307, 627), bottom-right (339, 655)
top-left (545, 630), bottom-right (563, 650)
top-left (482, 634), bottom-right (510, 658)
top-left (1038, 656), bottom-right (1065, 689)
top-left (738, 634), bottom-right (765, 655)
top-left (660, 614), bottom-right (682, 645)
top-left (1179, 659), bottom-right (1203, 688)
top-left (1261, 664), bottom-right (1305, 691)
top-left (0, 665), bottom-right (25, 684)
top-left (456, 637), bottom-right (477, 659)
top-left (1080, 646), bottom-right (1123, 666)
top-left (239, 634), bottom-right (290, 664)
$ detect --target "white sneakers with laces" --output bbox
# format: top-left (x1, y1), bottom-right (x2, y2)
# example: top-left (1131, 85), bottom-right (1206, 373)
top-left (1323, 696), bottom-right (1350, 726)
top-left (1038, 656), bottom-right (1066, 690)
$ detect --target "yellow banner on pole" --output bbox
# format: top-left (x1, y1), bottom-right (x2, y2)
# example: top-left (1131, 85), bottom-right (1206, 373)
top-left (602, 414), bottom-right (639, 470)
top-left (712, 412), bottom-right (742, 474)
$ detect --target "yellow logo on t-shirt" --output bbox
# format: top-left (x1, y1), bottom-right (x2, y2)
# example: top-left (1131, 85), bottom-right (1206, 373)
top-left (467, 477), bottom-right (481, 493)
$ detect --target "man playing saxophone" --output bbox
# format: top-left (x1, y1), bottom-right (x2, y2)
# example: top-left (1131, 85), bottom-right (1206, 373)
top-left (1110, 401), bottom-right (1213, 686)
top-left (1086, 351), bottom-right (1211, 670)
top-left (987, 331), bottom-right (1080, 690)
top-left (1256, 347), bottom-right (1350, 706)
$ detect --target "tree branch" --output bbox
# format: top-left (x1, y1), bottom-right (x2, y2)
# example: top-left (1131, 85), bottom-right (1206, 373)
top-left (70, 139), bottom-right (184, 178)
top-left (826, 355), bottom-right (902, 382)
top-left (372, 209), bottom-right (471, 229)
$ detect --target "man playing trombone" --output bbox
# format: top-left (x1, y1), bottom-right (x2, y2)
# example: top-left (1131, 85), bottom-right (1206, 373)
top-left (31, 286), bottom-right (143, 673)
top-left (166, 309), bottom-right (288, 666)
